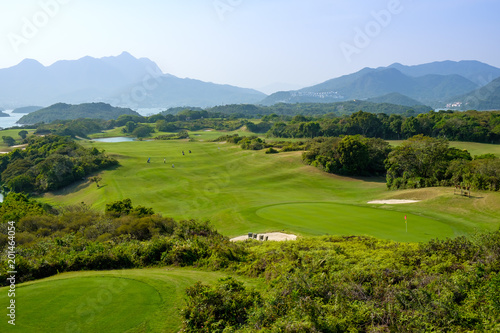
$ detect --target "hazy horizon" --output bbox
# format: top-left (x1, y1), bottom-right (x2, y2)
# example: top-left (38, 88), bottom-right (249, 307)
top-left (1, 0), bottom-right (499, 94)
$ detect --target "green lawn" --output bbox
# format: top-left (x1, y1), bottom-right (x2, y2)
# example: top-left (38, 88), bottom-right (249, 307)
top-left (0, 268), bottom-right (257, 332)
top-left (38, 135), bottom-right (500, 242)
top-left (255, 202), bottom-right (454, 242)
top-left (388, 140), bottom-right (500, 157)
top-left (0, 129), bottom-right (35, 151)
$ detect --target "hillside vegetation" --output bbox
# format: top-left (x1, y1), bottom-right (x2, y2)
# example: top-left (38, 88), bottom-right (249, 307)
top-left (17, 102), bottom-right (140, 124)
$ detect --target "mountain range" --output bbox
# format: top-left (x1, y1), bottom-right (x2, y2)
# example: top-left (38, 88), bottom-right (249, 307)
top-left (0, 52), bottom-right (265, 109)
top-left (261, 61), bottom-right (500, 108)
top-left (1, 53), bottom-right (500, 111)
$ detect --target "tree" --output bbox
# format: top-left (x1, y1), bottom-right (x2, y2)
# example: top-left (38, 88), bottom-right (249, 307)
top-left (389, 114), bottom-right (403, 139)
top-left (348, 111), bottom-right (382, 137)
top-left (337, 135), bottom-right (370, 175)
top-left (2, 136), bottom-right (16, 146)
top-left (105, 198), bottom-right (133, 217)
top-left (401, 117), bottom-right (420, 138)
top-left (123, 121), bottom-right (138, 133)
top-left (299, 122), bottom-right (321, 138)
top-left (89, 176), bottom-right (102, 188)
top-left (132, 125), bottom-right (154, 138)
top-left (18, 130), bottom-right (29, 140)
top-left (385, 135), bottom-right (458, 189)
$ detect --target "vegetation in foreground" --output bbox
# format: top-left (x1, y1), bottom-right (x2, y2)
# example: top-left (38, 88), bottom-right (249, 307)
top-left (0, 196), bottom-right (244, 285)
top-left (181, 230), bottom-right (500, 332)
top-left (0, 195), bottom-right (499, 331)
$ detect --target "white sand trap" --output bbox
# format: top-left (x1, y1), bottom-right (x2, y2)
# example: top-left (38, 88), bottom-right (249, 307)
top-left (230, 232), bottom-right (297, 242)
top-left (368, 199), bottom-right (420, 204)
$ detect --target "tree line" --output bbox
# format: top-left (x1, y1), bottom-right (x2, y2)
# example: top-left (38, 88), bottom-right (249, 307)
top-left (267, 110), bottom-right (500, 143)
top-left (300, 134), bottom-right (500, 191)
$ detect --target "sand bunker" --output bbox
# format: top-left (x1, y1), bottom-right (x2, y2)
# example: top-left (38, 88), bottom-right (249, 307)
top-left (230, 232), bottom-right (297, 242)
top-left (368, 199), bottom-right (420, 204)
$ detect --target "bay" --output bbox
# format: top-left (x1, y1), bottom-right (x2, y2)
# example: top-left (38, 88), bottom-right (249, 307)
top-left (0, 107), bottom-right (166, 130)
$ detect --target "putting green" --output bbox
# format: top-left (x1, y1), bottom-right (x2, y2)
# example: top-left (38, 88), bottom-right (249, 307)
top-left (4, 276), bottom-right (161, 332)
top-left (256, 202), bottom-right (455, 242)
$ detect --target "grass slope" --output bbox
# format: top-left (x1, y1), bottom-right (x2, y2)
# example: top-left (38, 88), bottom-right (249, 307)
top-left (389, 140), bottom-right (500, 157)
top-left (0, 268), bottom-right (253, 332)
top-left (38, 133), bottom-right (500, 242)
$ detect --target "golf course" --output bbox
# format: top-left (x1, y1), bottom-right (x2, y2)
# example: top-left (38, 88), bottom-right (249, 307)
top-left (2, 128), bottom-right (500, 332)
top-left (37, 130), bottom-right (500, 242)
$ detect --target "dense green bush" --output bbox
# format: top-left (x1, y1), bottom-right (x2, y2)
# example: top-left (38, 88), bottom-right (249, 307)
top-left (181, 277), bottom-right (262, 332)
top-left (303, 135), bottom-right (391, 176)
top-left (0, 135), bottom-right (118, 193)
top-left (0, 210), bottom-right (246, 284)
top-left (179, 231), bottom-right (500, 332)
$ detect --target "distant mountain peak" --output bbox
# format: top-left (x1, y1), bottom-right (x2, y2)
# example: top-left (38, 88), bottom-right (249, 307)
top-left (118, 51), bottom-right (134, 57)
top-left (17, 58), bottom-right (44, 68)
top-left (0, 53), bottom-right (265, 109)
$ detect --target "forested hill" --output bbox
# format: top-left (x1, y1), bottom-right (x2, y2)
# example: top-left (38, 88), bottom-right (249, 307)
top-left (206, 100), bottom-right (432, 117)
top-left (451, 76), bottom-right (500, 110)
top-left (17, 102), bottom-right (140, 124)
top-left (366, 92), bottom-right (425, 107)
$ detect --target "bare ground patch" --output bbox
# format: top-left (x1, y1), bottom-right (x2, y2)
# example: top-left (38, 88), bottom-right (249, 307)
top-left (368, 199), bottom-right (420, 204)
top-left (230, 232), bottom-right (297, 242)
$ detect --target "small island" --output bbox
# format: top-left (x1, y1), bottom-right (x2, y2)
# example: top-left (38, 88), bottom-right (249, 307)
top-left (17, 102), bottom-right (141, 124)
top-left (12, 106), bottom-right (43, 114)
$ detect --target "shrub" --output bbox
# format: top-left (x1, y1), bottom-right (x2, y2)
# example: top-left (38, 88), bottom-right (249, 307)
top-left (181, 277), bottom-right (262, 332)
top-left (265, 147), bottom-right (278, 154)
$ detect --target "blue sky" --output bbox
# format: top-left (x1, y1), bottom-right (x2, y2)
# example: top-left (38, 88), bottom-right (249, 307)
top-left (1, 0), bottom-right (499, 93)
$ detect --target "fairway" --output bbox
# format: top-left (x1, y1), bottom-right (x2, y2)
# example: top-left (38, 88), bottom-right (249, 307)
top-left (38, 135), bottom-right (500, 242)
top-left (0, 268), bottom-right (253, 333)
top-left (255, 202), bottom-right (454, 242)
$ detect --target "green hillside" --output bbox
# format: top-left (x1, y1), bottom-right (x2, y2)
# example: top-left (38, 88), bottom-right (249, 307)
top-left (17, 102), bottom-right (140, 124)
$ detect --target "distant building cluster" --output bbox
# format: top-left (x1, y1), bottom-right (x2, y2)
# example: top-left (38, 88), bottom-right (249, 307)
top-left (290, 91), bottom-right (344, 99)
top-left (446, 101), bottom-right (463, 108)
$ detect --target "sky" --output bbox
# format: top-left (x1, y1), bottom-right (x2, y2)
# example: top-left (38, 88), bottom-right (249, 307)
top-left (0, 0), bottom-right (499, 94)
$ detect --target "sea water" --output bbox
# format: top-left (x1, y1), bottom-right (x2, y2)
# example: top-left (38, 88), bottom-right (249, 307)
top-left (0, 108), bottom-right (165, 130)
top-left (0, 110), bottom-right (25, 129)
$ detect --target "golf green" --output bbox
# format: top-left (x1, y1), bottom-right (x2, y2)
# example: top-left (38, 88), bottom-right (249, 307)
top-left (255, 202), bottom-right (455, 242)
top-left (5, 276), bottom-right (161, 332)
